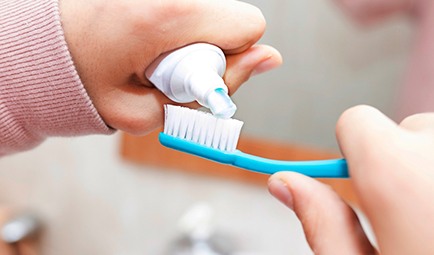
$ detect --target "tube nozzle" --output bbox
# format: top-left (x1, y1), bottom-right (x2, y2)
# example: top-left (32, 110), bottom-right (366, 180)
top-left (206, 88), bottom-right (237, 119)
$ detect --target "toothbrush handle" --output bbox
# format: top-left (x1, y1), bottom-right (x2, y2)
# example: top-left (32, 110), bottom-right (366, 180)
top-left (233, 151), bottom-right (348, 178)
top-left (159, 133), bottom-right (349, 178)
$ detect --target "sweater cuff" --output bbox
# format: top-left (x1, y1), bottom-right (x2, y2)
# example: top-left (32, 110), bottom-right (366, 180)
top-left (0, 0), bottom-right (114, 155)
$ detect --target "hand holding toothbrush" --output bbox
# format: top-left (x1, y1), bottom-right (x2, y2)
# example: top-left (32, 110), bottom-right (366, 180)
top-left (269, 105), bottom-right (434, 254)
top-left (59, 0), bottom-right (282, 135)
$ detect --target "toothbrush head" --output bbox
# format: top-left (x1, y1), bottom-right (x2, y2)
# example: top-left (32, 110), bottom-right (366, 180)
top-left (163, 104), bottom-right (243, 152)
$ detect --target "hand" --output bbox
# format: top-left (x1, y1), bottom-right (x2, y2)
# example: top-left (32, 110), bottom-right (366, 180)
top-left (268, 105), bottom-right (434, 254)
top-left (333, 0), bottom-right (416, 24)
top-left (59, 0), bottom-right (282, 135)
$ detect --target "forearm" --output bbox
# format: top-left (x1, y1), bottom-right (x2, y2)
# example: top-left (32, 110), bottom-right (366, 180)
top-left (0, 0), bottom-right (112, 156)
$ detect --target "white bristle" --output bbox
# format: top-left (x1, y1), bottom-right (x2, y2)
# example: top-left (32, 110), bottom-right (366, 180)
top-left (204, 114), bottom-right (217, 147)
top-left (212, 119), bottom-right (224, 149)
top-left (218, 119), bottom-right (231, 151)
top-left (163, 105), bottom-right (244, 152)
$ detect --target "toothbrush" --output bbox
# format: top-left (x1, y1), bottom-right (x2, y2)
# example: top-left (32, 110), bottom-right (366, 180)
top-left (160, 105), bottom-right (349, 178)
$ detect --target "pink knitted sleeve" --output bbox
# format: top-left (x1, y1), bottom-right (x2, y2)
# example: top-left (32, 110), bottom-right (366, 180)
top-left (0, 0), bottom-right (114, 156)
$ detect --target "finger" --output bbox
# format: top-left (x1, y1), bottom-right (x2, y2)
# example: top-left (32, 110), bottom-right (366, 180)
top-left (176, 0), bottom-right (267, 53)
top-left (336, 105), bottom-right (398, 177)
top-left (131, 0), bottom-right (266, 55)
top-left (88, 83), bottom-right (170, 134)
top-left (399, 112), bottom-right (434, 132)
top-left (268, 172), bottom-right (376, 254)
top-left (224, 44), bottom-right (282, 94)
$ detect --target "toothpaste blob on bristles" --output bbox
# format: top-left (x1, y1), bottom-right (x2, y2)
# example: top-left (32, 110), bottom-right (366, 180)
top-left (163, 105), bottom-right (244, 152)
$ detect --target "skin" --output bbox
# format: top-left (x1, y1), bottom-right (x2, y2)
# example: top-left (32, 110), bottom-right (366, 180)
top-left (268, 0), bottom-right (434, 254)
top-left (59, 0), bottom-right (282, 135)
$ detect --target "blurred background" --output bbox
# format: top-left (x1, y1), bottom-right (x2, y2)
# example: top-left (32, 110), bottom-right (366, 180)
top-left (0, 0), bottom-right (412, 254)
top-left (236, 0), bottom-right (412, 149)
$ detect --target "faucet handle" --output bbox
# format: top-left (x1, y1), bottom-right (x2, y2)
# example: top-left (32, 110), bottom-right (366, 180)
top-left (1, 213), bottom-right (42, 244)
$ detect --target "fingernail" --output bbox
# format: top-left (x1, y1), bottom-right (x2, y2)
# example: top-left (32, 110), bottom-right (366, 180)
top-left (268, 178), bottom-right (294, 210)
top-left (252, 56), bottom-right (277, 76)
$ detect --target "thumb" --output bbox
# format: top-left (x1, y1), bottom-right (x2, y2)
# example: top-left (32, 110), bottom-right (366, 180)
top-left (268, 172), bottom-right (376, 254)
top-left (223, 44), bottom-right (282, 94)
top-left (335, 105), bottom-right (398, 181)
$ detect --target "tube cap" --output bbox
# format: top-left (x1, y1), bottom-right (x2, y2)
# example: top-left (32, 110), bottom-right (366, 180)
top-left (206, 88), bottom-right (237, 119)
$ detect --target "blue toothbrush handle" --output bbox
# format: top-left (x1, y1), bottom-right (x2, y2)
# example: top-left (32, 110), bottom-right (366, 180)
top-left (232, 151), bottom-right (348, 178)
top-left (159, 133), bottom-right (349, 178)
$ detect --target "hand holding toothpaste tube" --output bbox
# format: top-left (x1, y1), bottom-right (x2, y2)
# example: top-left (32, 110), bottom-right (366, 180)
top-left (60, 0), bottom-right (282, 135)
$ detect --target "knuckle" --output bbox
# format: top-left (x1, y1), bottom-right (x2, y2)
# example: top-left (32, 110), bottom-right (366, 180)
top-left (214, 2), bottom-right (266, 49)
top-left (237, 4), bottom-right (266, 44)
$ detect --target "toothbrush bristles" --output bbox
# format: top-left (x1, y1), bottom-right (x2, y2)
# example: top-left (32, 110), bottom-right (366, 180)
top-left (163, 105), bottom-right (244, 152)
